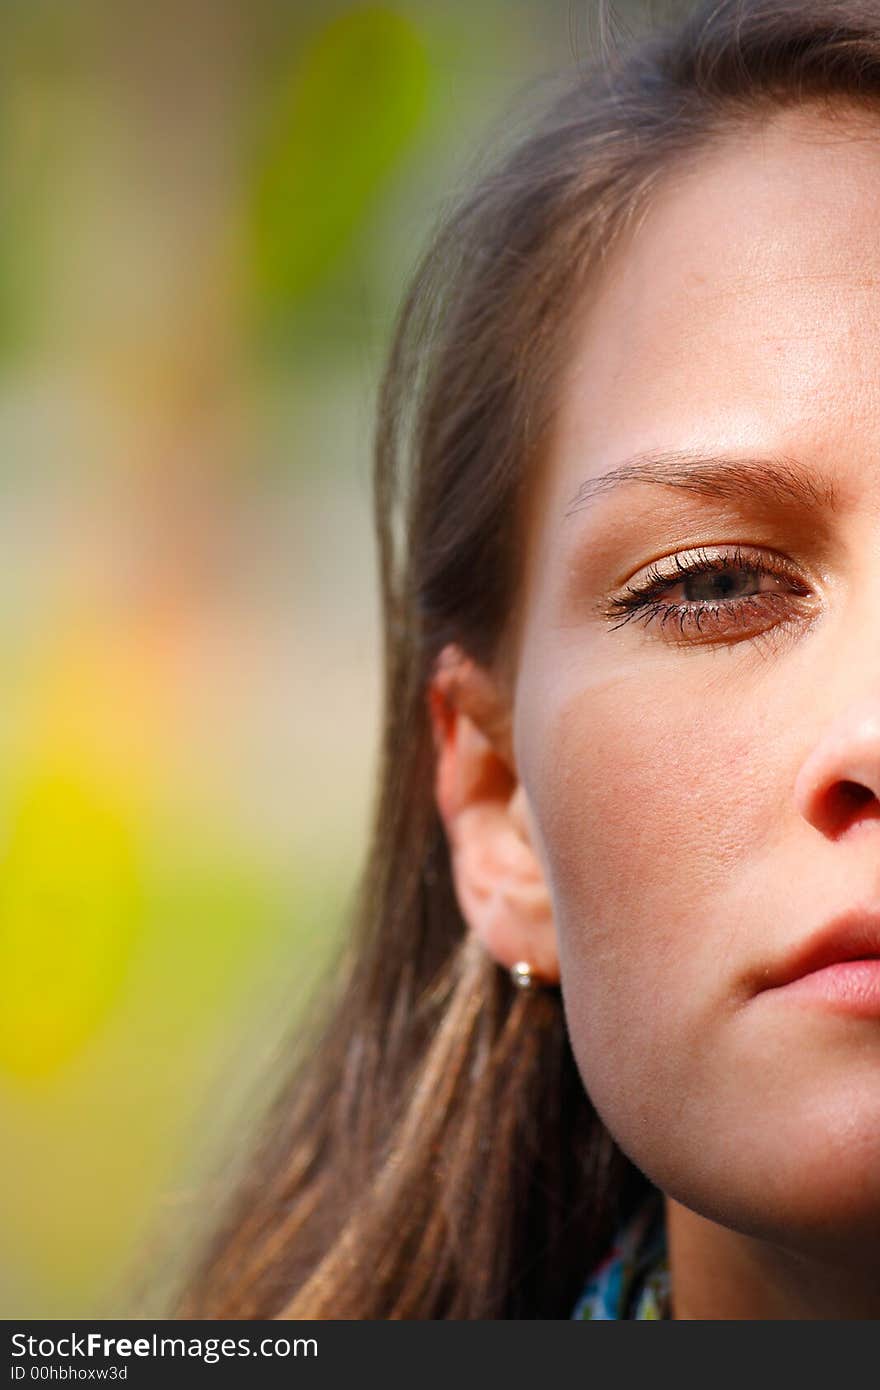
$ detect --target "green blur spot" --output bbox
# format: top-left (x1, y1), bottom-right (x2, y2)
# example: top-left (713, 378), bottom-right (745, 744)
top-left (251, 6), bottom-right (429, 310)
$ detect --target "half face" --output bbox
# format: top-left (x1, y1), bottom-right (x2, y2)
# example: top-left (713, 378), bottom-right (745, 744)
top-left (511, 102), bottom-right (880, 1261)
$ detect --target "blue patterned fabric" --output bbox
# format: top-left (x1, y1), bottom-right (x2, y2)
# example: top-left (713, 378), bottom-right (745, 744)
top-left (571, 1191), bottom-right (671, 1320)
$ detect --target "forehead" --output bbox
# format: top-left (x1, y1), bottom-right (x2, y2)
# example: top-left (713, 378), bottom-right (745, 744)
top-left (541, 102), bottom-right (880, 526)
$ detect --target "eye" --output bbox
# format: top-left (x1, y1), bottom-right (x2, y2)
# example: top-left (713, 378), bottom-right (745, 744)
top-left (599, 543), bottom-right (814, 644)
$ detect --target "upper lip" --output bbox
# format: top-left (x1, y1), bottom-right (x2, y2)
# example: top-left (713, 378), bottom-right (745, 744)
top-left (762, 907), bottom-right (880, 991)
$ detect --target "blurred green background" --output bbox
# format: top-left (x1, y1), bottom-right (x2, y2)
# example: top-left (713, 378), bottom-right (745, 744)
top-left (0, 0), bottom-right (608, 1318)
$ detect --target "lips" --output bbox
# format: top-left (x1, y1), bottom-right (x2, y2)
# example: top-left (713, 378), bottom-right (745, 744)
top-left (762, 907), bottom-right (880, 991)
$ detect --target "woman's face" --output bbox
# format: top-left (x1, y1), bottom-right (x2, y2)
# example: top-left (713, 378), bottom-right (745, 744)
top-left (511, 103), bottom-right (880, 1260)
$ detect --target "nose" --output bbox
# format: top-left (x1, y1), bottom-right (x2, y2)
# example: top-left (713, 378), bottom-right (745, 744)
top-left (794, 701), bottom-right (880, 838)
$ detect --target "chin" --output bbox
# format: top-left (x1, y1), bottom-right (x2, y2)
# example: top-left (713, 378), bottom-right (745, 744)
top-left (659, 1119), bottom-right (880, 1268)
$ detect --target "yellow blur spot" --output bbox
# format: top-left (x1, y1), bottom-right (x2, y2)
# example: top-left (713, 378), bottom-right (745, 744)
top-left (0, 760), bottom-right (145, 1082)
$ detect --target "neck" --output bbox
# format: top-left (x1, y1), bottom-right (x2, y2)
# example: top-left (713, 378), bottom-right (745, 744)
top-left (664, 1196), bottom-right (880, 1320)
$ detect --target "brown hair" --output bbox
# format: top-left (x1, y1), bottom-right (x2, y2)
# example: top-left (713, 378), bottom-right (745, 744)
top-left (173, 0), bottom-right (880, 1319)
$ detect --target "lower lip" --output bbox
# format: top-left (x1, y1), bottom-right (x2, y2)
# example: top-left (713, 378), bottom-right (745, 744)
top-left (771, 959), bottom-right (880, 1017)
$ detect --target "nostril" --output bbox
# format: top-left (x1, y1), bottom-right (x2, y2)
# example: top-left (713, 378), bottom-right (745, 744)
top-left (823, 780), bottom-right (880, 835)
top-left (835, 781), bottom-right (876, 811)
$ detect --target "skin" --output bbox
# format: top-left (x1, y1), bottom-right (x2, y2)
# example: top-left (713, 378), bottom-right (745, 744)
top-left (430, 102), bottom-right (880, 1318)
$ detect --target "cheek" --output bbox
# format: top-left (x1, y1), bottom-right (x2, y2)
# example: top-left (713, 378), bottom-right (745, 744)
top-left (525, 667), bottom-right (772, 1141)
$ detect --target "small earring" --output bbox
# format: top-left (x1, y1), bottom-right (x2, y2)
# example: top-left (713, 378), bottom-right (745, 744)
top-left (510, 960), bottom-right (536, 990)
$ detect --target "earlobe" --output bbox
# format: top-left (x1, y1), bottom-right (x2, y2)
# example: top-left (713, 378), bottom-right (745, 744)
top-left (427, 645), bottom-right (560, 985)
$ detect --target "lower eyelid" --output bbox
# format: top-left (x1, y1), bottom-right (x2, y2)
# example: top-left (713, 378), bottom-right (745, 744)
top-left (604, 593), bottom-right (807, 645)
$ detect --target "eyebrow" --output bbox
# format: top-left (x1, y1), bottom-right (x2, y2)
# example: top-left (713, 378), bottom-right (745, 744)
top-left (564, 451), bottom-right (842, 519)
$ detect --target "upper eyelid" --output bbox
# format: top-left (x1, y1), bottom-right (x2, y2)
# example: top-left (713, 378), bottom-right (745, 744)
top-left (623, 544), bottom-right (806, 591)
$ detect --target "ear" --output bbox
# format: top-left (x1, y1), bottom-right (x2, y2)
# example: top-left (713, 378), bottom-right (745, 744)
top-left (427, 643), bottom-right (559, 984)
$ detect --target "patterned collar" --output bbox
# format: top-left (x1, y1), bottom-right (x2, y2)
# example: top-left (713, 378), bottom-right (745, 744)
top-left (571, 1191), bottom-right (671, 1320)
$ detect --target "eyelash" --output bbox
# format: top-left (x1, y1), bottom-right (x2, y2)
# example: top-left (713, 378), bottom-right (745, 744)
top-left (602, 544), bottom-right (813, 642)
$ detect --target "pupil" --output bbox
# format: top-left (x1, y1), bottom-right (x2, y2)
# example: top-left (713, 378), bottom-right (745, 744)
top-left (684, 569), bottom-right (751, 603)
